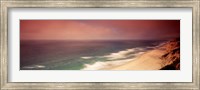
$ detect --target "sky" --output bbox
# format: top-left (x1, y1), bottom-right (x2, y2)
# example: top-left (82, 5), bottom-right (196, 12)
top-left (20, 20), bottom-right (180, 40)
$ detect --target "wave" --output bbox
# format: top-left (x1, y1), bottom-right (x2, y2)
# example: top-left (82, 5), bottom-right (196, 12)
top-left (81, 56), bottom-right (93, 59)
top-left (82, 59), bottom-right (134, 70)
top-left (103, 47), bottom-right (146, 60)
top-left (82, 47), bottom-right (147, 70)
top-left (22, 65), bottom-right (46, 69)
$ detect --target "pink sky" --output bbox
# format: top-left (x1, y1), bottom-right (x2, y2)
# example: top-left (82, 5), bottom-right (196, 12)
top-left (20, 20), bottom-right (180, 40)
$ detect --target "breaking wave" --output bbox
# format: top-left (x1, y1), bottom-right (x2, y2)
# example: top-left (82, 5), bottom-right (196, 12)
top-left (82, 47), bottom-right (146, 70)
top-left (22, 65), bottom-right (46, 69)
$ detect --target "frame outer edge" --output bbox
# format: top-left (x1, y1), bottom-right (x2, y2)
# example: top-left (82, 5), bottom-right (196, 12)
top-left (1, 1), bottom-right (8, 90)
top-left (192, 1), bottom-right (200, 89)
top-left (0, 0), bottom-right (1, 89)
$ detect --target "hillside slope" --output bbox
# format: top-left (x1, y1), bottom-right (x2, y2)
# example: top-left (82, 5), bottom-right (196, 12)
top-left (160, 38), bottom-right (180, 70)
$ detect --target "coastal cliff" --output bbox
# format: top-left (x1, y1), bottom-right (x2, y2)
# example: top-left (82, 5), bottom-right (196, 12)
top-left (160, 38), bottom-right (180, 70)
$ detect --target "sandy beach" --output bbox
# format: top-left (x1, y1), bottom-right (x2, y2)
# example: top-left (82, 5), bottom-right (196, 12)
top-left (108, 49), bottom-right (166, 70)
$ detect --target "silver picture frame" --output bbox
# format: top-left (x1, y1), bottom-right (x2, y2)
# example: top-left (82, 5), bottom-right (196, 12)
top-left (0, 0), bottom-right (199, 89)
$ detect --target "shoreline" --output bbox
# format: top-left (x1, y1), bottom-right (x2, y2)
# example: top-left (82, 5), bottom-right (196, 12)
top-left (105, 49), bottom-right (166, 70)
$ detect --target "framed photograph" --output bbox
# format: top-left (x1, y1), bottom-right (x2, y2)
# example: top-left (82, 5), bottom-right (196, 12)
top-left (1, 0), bottom-right (199, 90)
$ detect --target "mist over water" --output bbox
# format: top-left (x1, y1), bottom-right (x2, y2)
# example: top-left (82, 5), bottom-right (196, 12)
top-left (20, 40), bottom-right (164, 70)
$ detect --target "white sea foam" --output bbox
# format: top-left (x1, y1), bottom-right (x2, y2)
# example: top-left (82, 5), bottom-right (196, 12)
top-left (104, 48), bottom-right (144, 60)
top-left (82, 59), bottom-right (133, 70)
top-left (134, 52), bottom-right (145, 56)
top-left (82, 48), bottom-right (146, 70)
top-left (104, 49), bottom-right (134, 60)
top-left (22, 65), bottom-right (46, 69)
top-left (35, 65), bottom-right (45, 68)
top-left (22, 66), bottom-right (35, 69)
top-left (81, 56), bottom-right (93, 59)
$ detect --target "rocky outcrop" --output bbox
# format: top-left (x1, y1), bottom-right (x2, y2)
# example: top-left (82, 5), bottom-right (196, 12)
top-left (160, 38), bottom-right (180, 70)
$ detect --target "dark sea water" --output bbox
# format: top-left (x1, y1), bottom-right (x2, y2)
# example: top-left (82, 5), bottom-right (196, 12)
top-left (20, 40), bottom-right (164, 70)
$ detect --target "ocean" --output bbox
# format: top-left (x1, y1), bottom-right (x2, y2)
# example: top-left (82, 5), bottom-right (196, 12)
top-left (20, 40), bottom-right (164, 70)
